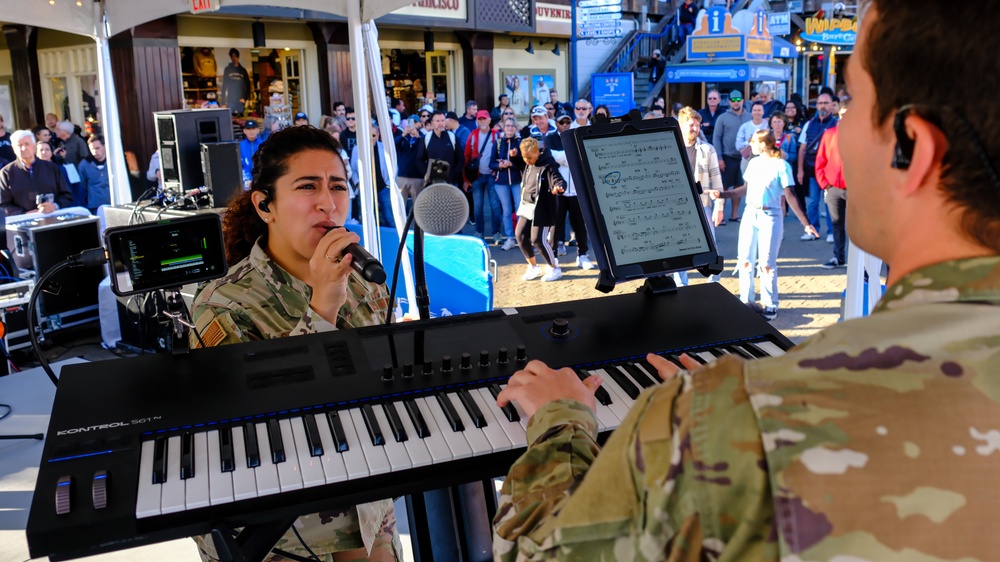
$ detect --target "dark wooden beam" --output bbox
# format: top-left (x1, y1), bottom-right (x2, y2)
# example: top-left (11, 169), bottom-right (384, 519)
top-left (454, 31), bottom-right (494, 113)
top-left (309, 22), bottom-right (351, 116)
top-left (2, 25), bottom-right (44, 128)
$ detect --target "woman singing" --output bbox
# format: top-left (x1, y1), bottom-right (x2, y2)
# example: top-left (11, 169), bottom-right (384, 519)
top-left (189, 126), bottom-right (400, 561)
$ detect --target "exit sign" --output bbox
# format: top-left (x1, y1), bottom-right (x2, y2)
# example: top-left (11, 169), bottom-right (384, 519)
top-left (191, 0), bottom-right (218, 14)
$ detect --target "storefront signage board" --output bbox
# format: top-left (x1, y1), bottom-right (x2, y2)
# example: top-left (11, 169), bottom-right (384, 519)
top-left (591, 73), bottom-right (633, 116)
top-left (190, 0), bottom-right (218, 13)
top-left (801, 17), bottom-right (857, 45)
top-left (768, 12), bottom-right (790, 35)
top-left (393, 0), bottom-right (468, 20)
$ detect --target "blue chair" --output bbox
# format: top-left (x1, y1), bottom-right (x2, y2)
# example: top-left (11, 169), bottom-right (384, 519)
top-left (346, 225), bottom-right (494, 317)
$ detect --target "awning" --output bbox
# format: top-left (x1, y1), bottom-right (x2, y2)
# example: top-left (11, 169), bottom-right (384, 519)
top-left (773, 37), bottom-right (799, 59)
top-left (664, 61), bottom-right (792, 84)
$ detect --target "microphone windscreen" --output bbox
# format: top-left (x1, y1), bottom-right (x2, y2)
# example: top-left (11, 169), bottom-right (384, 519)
top-left (413, 182), bottom-right (470, 236)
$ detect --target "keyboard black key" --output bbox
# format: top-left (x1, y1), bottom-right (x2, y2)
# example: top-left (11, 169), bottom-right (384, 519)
top-left (243, 423), bottom-right (260, 468)
top-left (741, 342), bottom-right (770, 359)
top-left (436, 394), bottom-right (464, 432)
top-left (303, 415), bottom-right (324, 456)
top-left (180, 432), bottom-right (194, 479)
top-left (709, 348), bottom-right (727, 358)
top-left (602, 365), bottom-right (641, 399)
top-left (620, 363), bottom-right (656, 388)
top-left (403, 400), bottom-right (430, 438)
top-left (219, 427), bottom-right (235, 473)
top-left (574, 369), bottom-right (612, 406)
top-left (152, 436), bottom-right (167, 484)
top-left (267, 419), bottom-right (285, 463)
top-left (488, 384), bottom-right (520, 422)
top-left (727, 345), bottom-right (755, 360)
top-left (360, 404), bottom-right (385, 446)
top-left (639, 358), bottom-right (660, 380)
top-left (685, 353), bottom-right (707, 365)
top-left (326, 411), bottom-right (349, 452)
top-left (457, 389), bottom-right (487, 428)
top-left (382, 403), bottom-right (407, 442)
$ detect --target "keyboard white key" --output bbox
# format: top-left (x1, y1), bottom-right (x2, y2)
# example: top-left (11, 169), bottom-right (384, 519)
top-left (371, 405), bottom-right (412, 471)
top-left (252, 423), bottom-right (281, 497)
top-left (348, 409), bottom-right (391, 476)
top-left (588, 369), bottom-right (635, 421)
top-left (632, 362), bottom-right (661, 384)
top-left (207, 430), bottom-right (234, 506)
top-left (445, 393), bottom-right (493, 456)
top-left (695, 351), bottom-right (717, 364)
top-left (230, 429), bottom-right (258, 502)
top-left (275, 419), bottom-right (303, 492)
top-left (468, 389), bottom-right (513, 452)
top-left (413, 398), bottom-right (458, 462)
top-left (420, 396), bottom-right (472, 459)
top-left (289, 417), bottom-right (326, 488)
top-left (160, 436), bottom-right (186, 514)
top-left (335, 411), bottom-right (370, 479)
top-left (754, 341), bottom-right (785, 356)
top-left (313, 413), bottom-right (349, 484)
top-left (474, 388), bottom-right (527, 449)
top-left (184, 432), bottom-right (210, 509)
top-left (135, 440), bottom-right (161, 518)
top-left (391, 402), bottom-right (433, 468)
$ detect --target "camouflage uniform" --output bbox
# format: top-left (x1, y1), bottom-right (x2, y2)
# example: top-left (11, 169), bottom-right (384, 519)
top-left (190, 238), bottom-right (401, 562)
top-left (494, 257), bottom-right (1000, 561)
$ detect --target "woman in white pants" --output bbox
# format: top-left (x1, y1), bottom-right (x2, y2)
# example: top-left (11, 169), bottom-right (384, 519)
top-left (710, 130), bottom-right (818, 320)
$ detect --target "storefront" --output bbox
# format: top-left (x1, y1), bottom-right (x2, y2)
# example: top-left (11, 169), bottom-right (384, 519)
top-left (792, 15), bottom-right (856, 106)
top-left (378, 30), bottom-right (463, 116)
top-left (176, 16), bottom-right (321, 129)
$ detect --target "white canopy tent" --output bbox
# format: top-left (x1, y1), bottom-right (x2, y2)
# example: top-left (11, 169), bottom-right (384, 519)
top-left (5, 0), bottom-right (419, 316)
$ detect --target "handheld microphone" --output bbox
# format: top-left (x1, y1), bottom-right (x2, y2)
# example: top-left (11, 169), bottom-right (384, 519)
top-left (325, 226), bottom-right (387, 284)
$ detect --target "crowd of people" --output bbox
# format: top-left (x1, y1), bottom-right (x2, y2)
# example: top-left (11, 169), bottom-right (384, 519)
top-left (0, 113), bottom-right (111, 217)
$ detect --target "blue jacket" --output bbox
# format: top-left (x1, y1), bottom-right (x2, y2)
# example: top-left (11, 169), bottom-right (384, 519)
top-left (489, 134), bottom-right (524, 186)
top-left (240, 137), bottom-right (264, 180)
top-left (77, 158), bottom-right (110, 209)
top-left (395, 134), bottom-right (427, 179)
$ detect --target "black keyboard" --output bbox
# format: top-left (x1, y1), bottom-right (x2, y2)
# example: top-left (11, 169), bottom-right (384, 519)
top-left (26, 283), bottom-right (791, 560)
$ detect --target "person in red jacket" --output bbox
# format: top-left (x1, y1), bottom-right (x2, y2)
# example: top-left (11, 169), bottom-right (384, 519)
top-left (815, 122), bottom-right (847, 268)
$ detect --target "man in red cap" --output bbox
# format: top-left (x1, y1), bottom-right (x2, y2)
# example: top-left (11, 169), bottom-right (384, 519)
top-left (465, 109), bottom-right (504, 242)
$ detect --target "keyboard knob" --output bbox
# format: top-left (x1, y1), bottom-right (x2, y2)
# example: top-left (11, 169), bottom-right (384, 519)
top-left (422, 361), bottom-right (434, 376)
top-left (381, 364), bottom-right (394, 382)
top-left (497, 347), bottom-right (509, 365)
top-left (550, 318), bottom-right (571, 338)
top-left (441, 355), bottom-right (453, 373)
top-left (460, 353), bottom-right (472, 371)
top-left (516, 345), bottom-right (527, 364)
top-left (402, 362), bottom-right (414, 378)
top-left (479, 350), bottom-right (490, 367)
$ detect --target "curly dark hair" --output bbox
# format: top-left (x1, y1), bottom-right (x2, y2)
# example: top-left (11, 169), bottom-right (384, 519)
top-left (223, 126), bottom-right (346, 265)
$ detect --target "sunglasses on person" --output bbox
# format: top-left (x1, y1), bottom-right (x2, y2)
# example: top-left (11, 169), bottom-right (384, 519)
top-left (346, 116), bottom-right (357, 121)
top-left (575, 106), bottom-right (589, 110)
top-left (419, 113), bottom-right (430, 119)
top-left (503, 111), bottom-right (514, 116)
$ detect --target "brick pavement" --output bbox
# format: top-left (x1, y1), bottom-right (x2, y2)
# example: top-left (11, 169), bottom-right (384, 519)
top-left (470, 210), bottom-right (851, 345)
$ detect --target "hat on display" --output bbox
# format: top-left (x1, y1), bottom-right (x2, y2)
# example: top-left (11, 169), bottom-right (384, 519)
top-left (476, 110), bottom-right (491, 119)
top-left (556, 109), bottom-right (571, 122)
top-left (530, 106), bottom-right (547, 117)
top-left (242, 120), bottom-right (259, 129)
top-left (445, 111), bottom-right (459, 120)
top-left (294, 112), bottom-right (308, 121)
top-left (729, 90), bottom-right (744, 102)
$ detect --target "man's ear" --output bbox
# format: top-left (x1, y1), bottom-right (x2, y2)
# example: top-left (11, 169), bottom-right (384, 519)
top-left (896, 115), bottom-right (949, 197)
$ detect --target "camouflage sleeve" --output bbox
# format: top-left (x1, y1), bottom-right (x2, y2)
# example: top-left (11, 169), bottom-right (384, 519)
top-left (189, 300), bottom-right (259, 347)
top-left (493, 357), bottom-right (777, 562)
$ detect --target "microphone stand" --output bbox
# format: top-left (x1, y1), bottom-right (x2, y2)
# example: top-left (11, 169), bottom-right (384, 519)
top-left (413, 222), bottom-right (430, 321)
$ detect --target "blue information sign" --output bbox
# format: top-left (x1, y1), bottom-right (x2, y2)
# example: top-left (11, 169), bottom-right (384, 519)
top-left (591, 73), bottom-right (634, 117)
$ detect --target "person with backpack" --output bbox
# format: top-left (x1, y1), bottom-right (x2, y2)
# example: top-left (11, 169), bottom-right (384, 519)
top-left (423, 111), bottom-right (464, 187)
top-left (464, 110), bottom-right (504, 243)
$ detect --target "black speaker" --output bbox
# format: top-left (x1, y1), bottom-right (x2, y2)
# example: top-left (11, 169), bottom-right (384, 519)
top-left (201, 142), bottom-right (243, 208)
top-left (154, 108), bottom-right (233, 194)
top-left (424, 31), bottom-right (434, 53)
top-left (252, 21), bottom-right (266, 48)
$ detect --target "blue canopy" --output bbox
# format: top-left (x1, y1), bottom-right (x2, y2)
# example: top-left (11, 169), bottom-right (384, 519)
top-left (773, 37), bottom-right (799, 59)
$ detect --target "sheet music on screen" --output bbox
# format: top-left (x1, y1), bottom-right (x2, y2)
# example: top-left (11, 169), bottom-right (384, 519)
top-left (581, 130), bottom-right (710, 266)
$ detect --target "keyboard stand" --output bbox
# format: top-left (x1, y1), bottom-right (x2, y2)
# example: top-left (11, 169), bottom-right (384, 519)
top-left (406, 479), bottom-right (498, 562)
top-left (211, 517), bottom-right (298, 562)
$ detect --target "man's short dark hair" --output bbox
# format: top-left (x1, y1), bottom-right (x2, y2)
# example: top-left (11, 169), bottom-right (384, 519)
top-left (819, 86), bottom-right (835, 97)
top-left (831, 95), bottom-right (841, 104)
top-left (229, 48), bottom-right (239, 58)
top-left (751, 101), bottom-right (765, 109)
top-left (465, 100), bottom-right (477, 109)
top-left (391, 98), bottom-right (402, 107)
top-left (344, 107), bottom-right (355, 114)
top-left (333, 101), bottom-right (346, 110)
top-left (432, 111), bottom-right (446, 119)
top-left (865, 0), bottom-right (1000, 251)
top-left (87, 134), bottom-right (104, 145)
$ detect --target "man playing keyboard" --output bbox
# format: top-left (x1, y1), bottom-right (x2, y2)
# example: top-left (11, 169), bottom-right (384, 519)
top-left (493, 2), bottom-right (1000, 560)
top-left (190, 126), bottom-right (400, 561)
